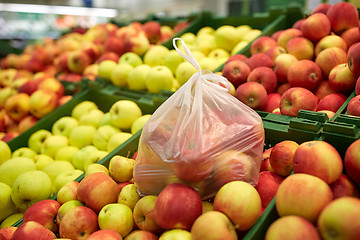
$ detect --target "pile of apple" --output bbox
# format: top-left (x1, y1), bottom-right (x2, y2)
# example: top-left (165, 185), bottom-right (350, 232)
top-left (0, 68), bottom-right (72, 142)
top-left (95, 23), bottom-right (263, 94)
top-left (0, 98), bottom-right (151, 227)
top-left (221, 2), bottom-right (360, 118)
top-left (258, 138), bottom-right (360, 239)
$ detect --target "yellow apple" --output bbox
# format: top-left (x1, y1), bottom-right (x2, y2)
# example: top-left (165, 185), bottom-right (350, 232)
top-left (146, 66), bottom-right (174, 93)
top-left (109, 100), bottom-right (142, 130)
top-left (110, 63), bottom-right (134, 87)
top-left (0, 157), bottom-right (37, 187)
top-left (131, 114), bottom-right (152, 134)
top-left (107, 132), bottom-right (133, 152)
top-left (144, 45), bottom-right (169, 67)
top-left (127, 64), bottom-right (151, 91)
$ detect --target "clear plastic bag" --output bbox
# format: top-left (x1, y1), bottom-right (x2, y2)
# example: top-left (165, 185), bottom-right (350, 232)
top-left (134, 38), bottom-right (265, 199)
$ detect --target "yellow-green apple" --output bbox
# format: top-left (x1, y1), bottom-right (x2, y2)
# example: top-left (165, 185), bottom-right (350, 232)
top-left (18, 115), bottom-right (38, 133)
top-left (1, 213), bottom-right (21, 227)
top-left (242, 29), bottom-right (262, 43)
top-left (197, 26), bottom-right (215, 37)
top-left (127, 64), bottom-right (151, 91)
top-left (144, 45), bottom-right (169, 67)
top-left (87, 229), bottom-right (123, 240)
top-left (175, 61), bottom-right (198, 86)
top-left (77, 172), bottom-right (118, 213)
top-left (255, 171), bottom-right (284, 208)
top-left (38, 77), bottom-right (64, 99)
top-left (315, 80), bottom-right (337, 100)
top-left (0, 87), bottom-right (15, 108)
top-left (163, 49), bottom-right (184, 75)
top-left (250, 36), bottom-right (277, 55)
top-left (287, 60), bottom-right (322, 91)
top-left (0, 182), bottom-right (16, 222)
top-left (117, 183), bottom-right (140, 210)
top-left (344, 139), bottom-right (360, 184)
top-left (12, 147), bottom-right (37, 158)
top-left (214, 25), bottom-right (241, 52)
top-left (277, 28), bottom-right (303, 48)
top-left (109, 155), bottom-right (134, 183)
top-left (311, 3), bottom-right (331, 14)
top-left (326, 2), bottom-right (359, 35)
top-left (293, 140), bottom-right (343, 184)
top-left (198, 57), bottom-right (220, 71)
top-left (110, 100), bottom-right (142, 130)
top-left (56, 200), bottom-right (83, 226)
top-left (41, 135), bottom-right (69, 158)
top-left (265, 215), bottom-right (321, 240)
top-left (279, 87), bottom-right (318, 117)
top-left (196, 34), bottom-right (216, 56)
top-left (286, 37), bottom-right (314, 60)
top-left (341, 27), bottom-right (360, 48)
top-left (119, 52), bottom-right (143, 68)
top-left (107, 132), bottom-right (133, 152)
top-left (159, 229), bottom-right (191, 240)
top-left (142, 21), bottom-right (162, 44)
top-left (247, 66), bottom-right (277, 93)
top-left (96, 52), bottom-right (120, 64)
top-left (104, 37), bottom-right (125, 57)
top-left (79, 109), bottom-right (104, 127)
top-left (110, 63), bottom-right (133, 87)
top-left (0, 157), bottom-right (36, 187)
top-left (98, 203), bottom-right (134, 237)
top-left (92, 125), bottom-right (120, 151)
top-left (316, 93), bottom-right (347, 112)
top-left (208, 48), bottom-right (230, 61)
top-left (53, 169), bottom-right (84, 193)
top-left (67, 50), bottom-right (91, 74)
top-left (133, 195), bottom-right (163, 234)
top-left (0, 226), bottom-right (17, 240)
top-left (4, 93), bottom-right (30, 122)
top-left (275, 173), bottom-right (333, 223)
top-left (330, 174), bottom-right (360, 199)
top-left (23, 199), bottom-right (60, 232)
top-left (315, 35), bottom-right (347, 57)
top-left (269, 140), bottom-right (299, 177)
top-left (33, 154), bottom-right (54, 170)
top-left (55, 146), bottom-right (79, 162)
top-left (274, 53), bottom-right (298, 83)
top-left (85, 163), bottom-right (109, 176)
top-left (190, 211), bottom-right (237, 240)
top-left (318, 197), bottom-right (360, 240)
top-left (235, 82), bottom-right (268, 110)
top-left (347, 95), bottom-right (360, 116)
top-left (83, 150), bottom-right (108, 171)
top-left (347, 42), bottom-right (360, 77)
top-left (29, 89), bottom-right (58, 118)
top-left (154, 183), bottom-right (202, 230)
top-left (315, 47), bottom-right (348, 77)
top-left (301, 13), bottom-right (331, 42)
top-left (264, 46), bottom-right (286, 62)
top-left (72, 145), bottom-right (98, 170)
top-left (131, 114), bottom-right (151, 134)
top-left (56, 181), bottom-right (79, 205)
top-left (124, 230), bottom-right (158, 240)
top-left (71, 101), bottom-right (98, 120)
top-left (12, 221), bottom-right (56, 240)
top-left (59, 206), bottom-right (99, 240)
top-left (264, 93), bottom-right (281, 113)
top-left (231, 40), bottom-right (249, 55)
top-left (42, 160), bottom-right (75, 182)
top-left (69, 125), bottom-right (96, 148)
top-left (11, 170), bottom-right (53, 211)
top-left (213, 181), bottom-right (261, 231)
top-left (98, 112), bottom-right (112, 126)
top-left (222, 60), bottom-right (251, 88)
top-left (98, 60), bottom-right (118, 80)
top-left (146, 66), bottom-right (174, 93)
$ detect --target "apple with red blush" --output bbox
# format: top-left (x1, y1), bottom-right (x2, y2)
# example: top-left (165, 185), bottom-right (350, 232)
top-left (245, 53), bottom-right (273, 70)
top-left (279, 87), bottom-right (318, 117)
top-left (222, 60), bottom-right (250, 88)
top-left (301, 13), bottom-right (331, 42)
top-left (250, 36), bottom-right (277, 55)
top-left (273, 53), bottom-right (298, 84)
top-left (264, 93), bottom-right (281, 113)
top-left (316, 93), bottom-right (347, 112)
top-left (326, 2), bottom-right (359, 35)
top-left (235, 82), bottom-right (268, 110)
top-left (255, 171), bottom-right (284, 208)
top-left (247, 66), bottom-right (277, 93)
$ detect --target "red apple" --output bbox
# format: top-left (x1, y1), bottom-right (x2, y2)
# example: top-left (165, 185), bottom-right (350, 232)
top-left (315, 35), bottom-right (348, 57)
top-left (277, 28), bottom-right (302, 48)
top-left (250, 36), bottom-right (277, 55)
top-left (104, 37), bottom-right (126, 57)
top-left (133, 195), bottom-right (163, 234)
top-left (245, 53), bottom-right (273, 70)
top-left (4, 93), bottom-right (30, 122)
top-left (356, 76), bottom-right (360, 95)
top-left (316, 93), bottom-right (347, 112)
top-left (271, 30), bottom-right (284, 41)
top-left (255, 171), bottom-right (284, 208)
top-left (247, 66), bottom-right (277, 93)
top-left (311, 3), bottom-right (331, 15)
top-left (12, 221), bottom-right (56, 240)
top-left (225, 54), bottom-right (248, 64)
top-left (235, 82), bottom-right (268, 110)
top-left (292, 19), bottom-right (305, 30)
top-left (315, 47), bottom-right (348, 77)
top-left (287, 60), bottom-right (322, 91)
top-left (347, 95), bottom-right (360, 117)
top-left (286, 37), bottom-right (314, 60)
top-left (38, 77), bottom-right (65, 99)
top-left (269, 140), bottom-right (299, 177)
top-left (80, 42), bottom-right (102, 63)
top-left (341, 27), bottom-right (360, 48)
top-left (67, 50), bottom-right (91, 74)
top-left (260, 147), bottom-right (273, 172)
top-left (86, 229), bottom-right (122, 240)
top-left (173, 21), bottom-right (189, 33)
top-left (264, 46), bottom-right (286, 62)
top-left (326, 2), bottom-right (359, 35)
top-left (0, 227), bottom-right (17, 240)
top-left (276, 83), bottom-right (292, 95)
top-left (347, 42), bottom-right (360, 77)
top-left (264, 93), bottom-right (281, 113)
top-left (279, 87), bottom-right (318, 117)
top-left (17, 79), bottom-right (41, 96)
top-left (1, 132), bottom-right (19, 142)
top-left (29, 89), bottom-right (58, 119)
top-left (273, 53), bottom-right (298, 84)
top-left (301, 13), bottom-right (331, 42)
top-left (330, 174), bottom-right (360, 199)
top-left (154, 183), bottom-right (202, 231)
top-left (124, 230), bottom-right (158, 240)
top-left (222, 60), bottom-right (251, 88)
top-left (96, 52), bottom-right (120, 64)
top-left (315, 80), bottom-right (337, 100)
top-left (142, 21), bottom-right (162, 44)
top-left (344, 139), bottom-right (360, 184)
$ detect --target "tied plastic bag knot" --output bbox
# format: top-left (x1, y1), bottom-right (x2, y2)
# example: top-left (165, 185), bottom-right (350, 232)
top-left (134, 37), bottom-right (265, 199)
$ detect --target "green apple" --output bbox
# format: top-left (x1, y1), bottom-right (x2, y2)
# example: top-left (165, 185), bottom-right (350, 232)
top-left (72, 145), bottom-right (98, 171)
top-left (33, 154), bottom-right (54, 170)
top-left (237, 25), bottom-right (252, 39)
top-left (109, 155), bottom-right (134, 183)
top-left (119, 52), bottom-right (143, 68)
top-left (71, 101), bottom-right (98, 120)
top-left (0, 157), bottom-right (36, 187)
top-left (191, 50), bottom-right (206, 61)
top-left (53, 169), bottom-right (84, 193)
top-left (208, 48), bottom-right (230, 61)
top-left (56, 200), bottom-right (84, 226)
top-left (144, 45), bottom-right (170, 67)
top-left (12, 147), bottom-right (37, 159)
top-left (107, 132), bottom-right (133, 152)
top-left (160, 229), bottom-right (191, 240)
top-left (196, 35), bottom-right (217, 56)
top-left (214, 25), bottom-right (241, 52)
top-left (11, 170), bottom-right (52, 211)
top-left (52, 116), bottom-right (79, 137)
top-left (41, 135), bottom-right (69, 158)
top-left (85, 163), bottom-right (109, 176)
top-left (179, 32), bottom-right (196, 46)
top-left (131, 114), bottom-right (151, 134)
top-left (110, 63), bottom-right (134, 87)
top-left (231, 41), bottom-right (248, 55)
top-left (146, 66), bottom-right (174, 93)
top-left (175, 61), bottom-right (198, 86)
top-left (42, 160), bottom-right (75, 182)
top-left (242, 29), bottom-right (262, 43)
top-left (127, 64), bottom-right (151, 91)
top-left (164, 49), bottom-right (184, 75)
top-left (117, 183), bottom-right (140, 210)
top-left (28, 129), bottom-right (52, 153)
top-left (79, 109), bottom-right (104, 127)
top-left (93, 124), bottom-right (121, 151)
top-left (0, 182), bottom-right (17, 222)
top-left (69, 125), bottom-right (97, 148)
top-left (55, 146), bottom-right (79, 162)
top-left (199, 57), bottom-right (220, 72)
top-left (0, 140), bottom-right (12, 165)
top-left (98, 112), bottom-right (112, 127)
top-left (98, 203), bottom-right (134, 237)
top-left (83, 150), bottom-right (108, 171)
top-left (98, 60), bottom-right (118, 80)
top-left (0, 212), bottom-right (23, 228)
top-left (109, 100), bottom-right (142, 130)
top-left (197, 26), bottom-right (215, 37)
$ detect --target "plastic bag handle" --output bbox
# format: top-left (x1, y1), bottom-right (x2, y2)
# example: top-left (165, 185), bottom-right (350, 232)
top-left (173, 38), bottom-right (201, 73)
